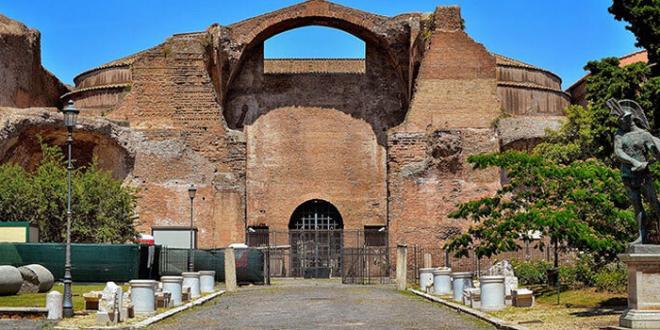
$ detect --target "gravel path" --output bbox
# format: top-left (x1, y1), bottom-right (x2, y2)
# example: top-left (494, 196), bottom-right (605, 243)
top-left (156, 279), bottom-right (494, 330)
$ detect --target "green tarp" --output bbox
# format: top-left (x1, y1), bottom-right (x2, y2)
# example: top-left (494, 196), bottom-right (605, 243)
top-left (0, 243), bottom-right (156, 282)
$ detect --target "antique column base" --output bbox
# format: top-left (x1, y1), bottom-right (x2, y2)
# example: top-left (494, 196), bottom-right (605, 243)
top-left (620, 245), bottom-right (660, 329)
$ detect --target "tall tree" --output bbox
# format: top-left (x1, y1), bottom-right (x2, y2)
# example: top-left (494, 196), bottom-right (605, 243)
top-left (609, 0), bottom-right (660, 74)
top-left (445, 152), bottom-right (636, 266)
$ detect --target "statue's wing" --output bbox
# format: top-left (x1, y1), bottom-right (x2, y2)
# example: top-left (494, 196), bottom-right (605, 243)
top-left (619, 99), bottom-right (650, 129)
top-left (606, 98), bottom-right (624, 117)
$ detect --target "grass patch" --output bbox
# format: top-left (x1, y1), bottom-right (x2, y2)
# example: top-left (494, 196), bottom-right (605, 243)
top-left (488, 287), bottom-right (626, 329)
top-left (0, 283), bottom-right (127, 311)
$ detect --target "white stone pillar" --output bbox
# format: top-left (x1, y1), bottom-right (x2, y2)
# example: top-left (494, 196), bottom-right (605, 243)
top-left (419, 268), bottom-right (435, 292)
top-left (396, 244), bottom-right (408, 291)
top-left (432, 267), bottom-right (452, 295)
top-left (224, 248), bottom-right (237, 292)
top-left (129, 280), bottom-right (157, 314)
top-left (182, 272), bottom-right (201, 299)
top-left (480, 275), bottom-right (505, 311)
top-left (423, 253), bottom-right (432, 268)
top-left (46, 291), bottom-right (63, 320)
top-left (199, 270), bottom-right (216, 293)
top-left (161, 276), bottom-right (184, 306)
top-left (451, 272), bottom-right (473, 302)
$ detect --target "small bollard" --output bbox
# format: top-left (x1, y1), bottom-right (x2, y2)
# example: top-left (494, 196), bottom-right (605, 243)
top-left (129, 280), bottom-right (157, 314)
top-left (423, 253), bottom-right (432, 268)
top-left (182, 272), bottom-right (201, 299)
top-left (224, 248), bottom-right (237, 292)
top-left (161, 276), bottom-right (184, 306)
top-left (432, 267), bottom-right (452, 295)
top-left (46, 291), bottom-right (63, 320)
top-left (451, 272), bottom-right (473, 302)
top-left (480, 275), bottom-right (506, 311)
top-left (199, 270), bottom-right (216, 293)
top-left (419, 268), bottom-right (435, 293)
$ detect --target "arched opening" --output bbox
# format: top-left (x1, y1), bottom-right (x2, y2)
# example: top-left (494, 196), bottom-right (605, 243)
top-left (224, 22), bottom-right (407, 145)
top-left (289, 199), bottom-right (343, 230)
top-left (265, 26), bottom-right (365, 60)
top-left (288, 199), bottom-right (343, 278)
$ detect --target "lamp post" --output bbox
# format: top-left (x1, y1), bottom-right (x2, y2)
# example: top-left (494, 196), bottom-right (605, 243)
top-left (62, 100), bottom-right (79, 318)
top-left (188, 184), bottom-right (197, 272)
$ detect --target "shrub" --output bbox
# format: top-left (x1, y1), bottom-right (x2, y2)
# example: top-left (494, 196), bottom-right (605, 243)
top-left (594, 262), bottom-right (627, 293)
top-left (559, 264), bottom-right (581, 289)
top-left (511, 259), bottom-right (552, 285)
top-left (0, 144), bottom-right (138, 243)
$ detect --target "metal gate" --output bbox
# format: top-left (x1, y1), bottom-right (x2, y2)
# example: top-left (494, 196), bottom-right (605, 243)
top-left (289, 230), bottom-right (342, 278)
top-left (289, 199), bottom-right (343, 278)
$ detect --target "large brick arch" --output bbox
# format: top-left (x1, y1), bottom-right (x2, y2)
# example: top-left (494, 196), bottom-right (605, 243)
top-left (221, 0), bottom-right (415, 105)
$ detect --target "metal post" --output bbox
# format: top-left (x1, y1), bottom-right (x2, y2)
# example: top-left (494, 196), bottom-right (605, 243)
top-left (188, 195), bottom-right (194, 272)
top-left (62, 128), bottom-right (74, 318)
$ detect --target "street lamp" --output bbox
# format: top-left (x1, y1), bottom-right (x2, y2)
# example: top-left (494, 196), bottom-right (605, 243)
top-left (188, 184), bottom-right (197, 272)
top-left (62, 100), bottom-right (79, 318)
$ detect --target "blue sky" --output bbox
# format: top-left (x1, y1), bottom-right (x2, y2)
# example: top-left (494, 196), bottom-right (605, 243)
top-left (0, 1), bottom-right (641, 88)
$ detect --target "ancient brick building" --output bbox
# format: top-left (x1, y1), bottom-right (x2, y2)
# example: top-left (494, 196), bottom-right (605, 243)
top-left (0, 1), bottom-right (570, 257)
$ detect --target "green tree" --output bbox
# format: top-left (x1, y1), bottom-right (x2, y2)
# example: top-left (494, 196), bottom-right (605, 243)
top-left (445, 151), bottom-right (636, 266)
top-left (0, 144), bottom-right (138, 243)
top-left (609, 0), bottom-right (660, 74)
top-left (534, 58), bottom-right (655, 163)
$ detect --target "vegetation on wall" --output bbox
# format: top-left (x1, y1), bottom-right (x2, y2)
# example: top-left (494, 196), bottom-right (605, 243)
top-left (0, 144), bottom-right (138, 243)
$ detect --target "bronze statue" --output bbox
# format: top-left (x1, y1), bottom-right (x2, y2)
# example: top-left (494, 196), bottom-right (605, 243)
top-left (610, 98), bottom-right (660, 244)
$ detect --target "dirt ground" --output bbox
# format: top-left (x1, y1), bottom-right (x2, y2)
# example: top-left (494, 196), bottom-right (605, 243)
top-left (156, 278), bottom-right (494, 329)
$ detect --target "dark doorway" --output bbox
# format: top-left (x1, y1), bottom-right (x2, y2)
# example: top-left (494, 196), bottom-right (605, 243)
top-left (289, 199), bottom-right (343, 278)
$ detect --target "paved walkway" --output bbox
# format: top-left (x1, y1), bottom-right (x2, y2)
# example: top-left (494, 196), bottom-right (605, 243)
top-left (156, 279), bottom-right (494, 330)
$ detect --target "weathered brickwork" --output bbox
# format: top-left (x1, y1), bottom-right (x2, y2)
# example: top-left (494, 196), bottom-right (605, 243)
top-left (0, 1), bottom-right (570, 249)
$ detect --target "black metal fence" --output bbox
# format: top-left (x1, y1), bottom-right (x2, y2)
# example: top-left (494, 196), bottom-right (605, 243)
top-left (247, 229), bottom-right (389, 282)
top-left (159, 247), bottom-right (265, 284)
top-left (406, 239), bottom-right (576, 285)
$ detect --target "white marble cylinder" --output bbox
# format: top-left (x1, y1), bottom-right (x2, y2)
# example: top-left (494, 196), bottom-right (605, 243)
top-left (451, 272), bottom-right (473, 302)
top-left (432, 268), bottom-right (452, 295)
top-left (161, 276), bottom-right (184, 306)
top-left (419, 268), bottom-right (435, 292)
top-left (182, 272), bottom-right (201, 299)
top-left (480, 275), bottom-right (506, 311)
top-left (199, 270), bottom-right (216, 293)
top-left (129, 280), bottom-right (157, 314)
top-left (46, 291), bottom-right (63, 320)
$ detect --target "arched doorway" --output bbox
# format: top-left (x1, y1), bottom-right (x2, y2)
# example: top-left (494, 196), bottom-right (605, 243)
top-left (289, 199), bottom-right (343, 278)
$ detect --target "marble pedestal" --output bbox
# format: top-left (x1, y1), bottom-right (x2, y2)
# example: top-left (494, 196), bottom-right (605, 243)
top-left (620, 245), bottom-right (660, 329)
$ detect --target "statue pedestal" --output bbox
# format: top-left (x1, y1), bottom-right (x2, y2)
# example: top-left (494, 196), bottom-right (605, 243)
top-left (620, 245), bottom-right (660, 329)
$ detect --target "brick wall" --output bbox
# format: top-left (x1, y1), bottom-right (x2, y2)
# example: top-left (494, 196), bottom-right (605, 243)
top-left (387, 6), bottom-right (501, 248)
top-left (110, 34), bottom-right (247, 248)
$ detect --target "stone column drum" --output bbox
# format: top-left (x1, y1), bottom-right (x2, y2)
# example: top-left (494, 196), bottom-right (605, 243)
top-left (199, 270), bottom-right (216, 293)
top-left (480, 275), bottom-right (506, 311)
top-left (620, 247), bottom-right (660, 329)
top-left (161, 276), bottom-right (184, 306)
top-left (451, 272), bottom-right (473, 302)
top-left (182, 272), bottom-right (201, 299)
top-left (419, 268), bottom-right (435, 292)
top-left (129, 280), bottom-right (157, 314)
top-left (432, 268), bottom-right (452, 295)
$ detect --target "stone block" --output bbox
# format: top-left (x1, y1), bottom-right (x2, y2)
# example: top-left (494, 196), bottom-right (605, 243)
top-left (620, 249), bottom-right (660, 328)
top-left (83, 292), bottom-right (102, 311)
top-left (512, 288), bottom-right (534, 308)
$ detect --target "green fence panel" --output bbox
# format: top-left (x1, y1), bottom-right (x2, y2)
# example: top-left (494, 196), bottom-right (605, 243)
top-left (0, 243), bottom-right (149, 282)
